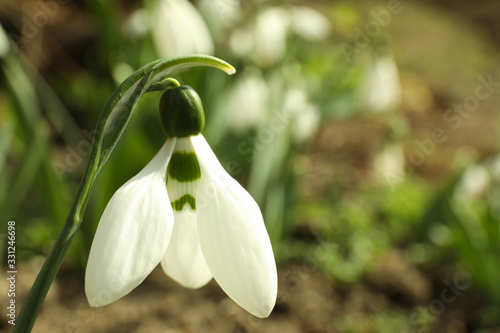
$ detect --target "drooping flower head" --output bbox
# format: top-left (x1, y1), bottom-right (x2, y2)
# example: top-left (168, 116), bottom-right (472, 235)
top-left (85, 84), bottom-right (278, 318)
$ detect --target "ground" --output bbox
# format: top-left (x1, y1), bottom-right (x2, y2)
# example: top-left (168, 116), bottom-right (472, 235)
top-left (0, 254), bottom-right (485, 333)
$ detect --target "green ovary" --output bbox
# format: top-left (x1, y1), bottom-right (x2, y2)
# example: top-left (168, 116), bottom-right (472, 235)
top-left (159, 85), bottom-right (205, 138)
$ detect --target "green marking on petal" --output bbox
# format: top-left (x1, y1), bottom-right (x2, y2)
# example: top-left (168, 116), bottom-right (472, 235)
top-left (167, 152), bottom-right (201, 182)
top-left (171, 194), bottom-right (196, 211)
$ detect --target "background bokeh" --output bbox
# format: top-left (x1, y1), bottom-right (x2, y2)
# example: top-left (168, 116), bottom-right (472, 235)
top-left (1, 0), bottom-right (500, 332)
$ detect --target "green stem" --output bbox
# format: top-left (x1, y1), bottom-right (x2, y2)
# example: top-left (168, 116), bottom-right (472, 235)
top-left (146, 77), bottom-right (181, 92)
top-left (13, 125), bottom-right (101, 333)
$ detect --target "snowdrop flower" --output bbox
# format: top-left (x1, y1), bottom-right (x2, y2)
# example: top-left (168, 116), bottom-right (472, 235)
top-left (488, 155), bottom-right (500, 182)
top-left (360, 54), bottom-right (401, 113)
top-left (289, 6), bottom-right (331, 41)
top-left (0, 24), bottom-right (10, 58)
top-left (283, 87), bottom-right (320, 143)
top-left (455, 165), bottom-right (490, 200)
top-left (229, 5), bottom-right (331, 66)
top-left (124, 8), bottom-right (150, 40)
top-left (151, 0), bottom-right (214, 58)
top-left (373, 142), bottom-right (405, 186)
top-left (198, 0), bottom-right (241, 36)
top-left (231, 7), bottom-right (291, 67)
top-left (253, 7), bottom-right (290, 66)
top-left (85, 85), bottom-right (277, 318)
top-left (225, 68), bottom-right (269, 133)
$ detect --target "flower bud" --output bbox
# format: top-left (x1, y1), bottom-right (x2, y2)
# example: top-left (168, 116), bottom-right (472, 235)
top-left (159, 85), bottom-right (205, 137)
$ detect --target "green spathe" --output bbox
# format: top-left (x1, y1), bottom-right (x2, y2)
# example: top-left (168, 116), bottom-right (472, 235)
top-left (160, 85), bottom-right (205, 137)
top-left (168, 152), bottom-right (201, 182)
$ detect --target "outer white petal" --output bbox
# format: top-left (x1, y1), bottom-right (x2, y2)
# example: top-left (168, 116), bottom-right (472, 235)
top-left (85, 139), bottom-right (176, 307)
top-left (161, 211), bottom-right (213, 288)
top-left (192, 135), bottom-right (278, 318)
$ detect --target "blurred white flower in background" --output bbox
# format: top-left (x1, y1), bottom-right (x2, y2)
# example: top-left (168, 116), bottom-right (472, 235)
top-left (230, 5), bottom-right (332, 67)
top-left (455, 165), bottom-right (491, 200)
top-left (373, 142), bottom-right (405, 186)
top-left (229, 28), bottom-right (255, 58)
top-left (198, 0), bottom-right (241, 38)
top-left (360, 50), bottom-right (407, 186)
top-left (225, 68), bottom-right (269, 133)
top-left (289, 6), bottom-right (331, 41)
top-left (283, 87), bottom-right (320, 143)
top-left (360, 54), bottom-right (401, 113)
top-left (252, 7), bottom-right (290, 66)
top-left (151, 0), bottom-right (214, 57)
top-left (124, 8), bottom-right (150, 40)
top-left (0, 24), bottom-right (10, 57)
top-left (488, 155), bottom-right (500, 182)
top-left (223, 4), bottom-right (330, 145)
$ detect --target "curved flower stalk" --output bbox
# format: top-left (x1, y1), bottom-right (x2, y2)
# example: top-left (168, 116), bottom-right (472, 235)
top-left (14, 55), bottom-right (235, 333)
top-left (86, 84), bottom-right (278, 318)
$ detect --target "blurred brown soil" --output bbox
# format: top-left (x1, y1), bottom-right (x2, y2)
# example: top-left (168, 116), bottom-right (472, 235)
top-left (0, 254), bottom-right (483, 333)
top-left (304, 0), bottom-right (500, 195)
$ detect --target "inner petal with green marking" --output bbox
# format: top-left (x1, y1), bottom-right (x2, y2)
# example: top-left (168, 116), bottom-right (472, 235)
top-left (166, 138), bottom-right (201, 212)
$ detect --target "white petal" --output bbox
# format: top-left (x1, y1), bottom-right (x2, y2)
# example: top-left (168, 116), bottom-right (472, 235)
top-left (192, 135), bottom-right (278, 318)
top-left (161, 211), bottom-right (213, 288)
top-left (85, 139), bottom-right (176, 307)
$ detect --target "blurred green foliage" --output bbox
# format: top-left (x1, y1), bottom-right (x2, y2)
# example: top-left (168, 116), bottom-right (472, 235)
top-left (279, 178), bottom-right (431, 283)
